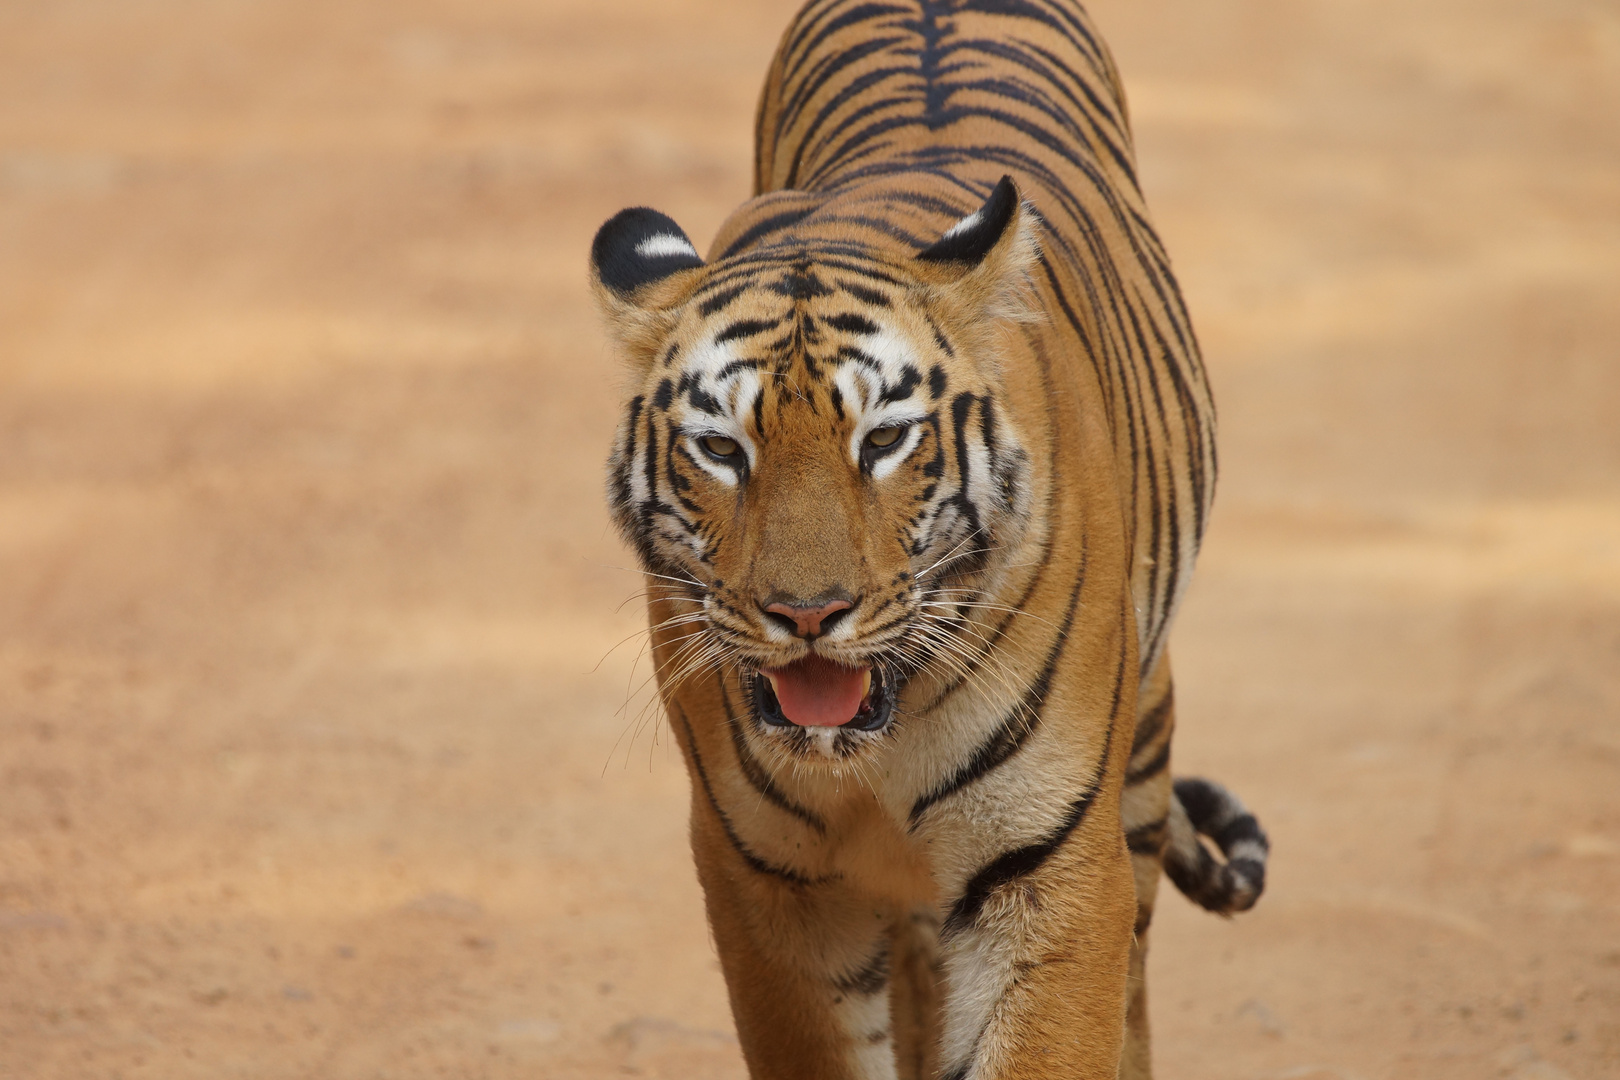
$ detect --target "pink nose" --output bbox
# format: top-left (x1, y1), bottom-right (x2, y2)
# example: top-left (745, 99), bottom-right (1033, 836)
top-left (764, 599), bottom-right (853, 639)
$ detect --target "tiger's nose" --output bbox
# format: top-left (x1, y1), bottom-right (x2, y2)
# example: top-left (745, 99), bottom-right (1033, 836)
top-left (762, 597), bottom-right (855, 640)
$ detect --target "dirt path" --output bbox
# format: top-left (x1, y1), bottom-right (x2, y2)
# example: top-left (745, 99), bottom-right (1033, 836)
top-left (1, 1), bottom-right (1616, 1077)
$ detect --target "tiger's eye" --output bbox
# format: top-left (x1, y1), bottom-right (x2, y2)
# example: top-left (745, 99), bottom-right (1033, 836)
top-left (701, 434), bottom-right (740, 458)
top-left (867, 426), bottom-right (903, 448)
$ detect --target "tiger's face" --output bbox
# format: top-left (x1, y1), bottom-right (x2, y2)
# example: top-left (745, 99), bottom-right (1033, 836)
top-left (593, 179), bottom-right (1037, 762)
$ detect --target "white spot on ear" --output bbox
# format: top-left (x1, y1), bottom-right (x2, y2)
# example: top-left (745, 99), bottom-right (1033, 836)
top-left (941, 210), bottom-right (983, 240)
top-left (636, 233), bottom-right (700, 259)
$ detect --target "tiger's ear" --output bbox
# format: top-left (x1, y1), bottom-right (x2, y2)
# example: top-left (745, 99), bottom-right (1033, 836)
top-left (914, 175), bottom-right (1040, 325)
top-left (590, 207), bottom-right (707, 364)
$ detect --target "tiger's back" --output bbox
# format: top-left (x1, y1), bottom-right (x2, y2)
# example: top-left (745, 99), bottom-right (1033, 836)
top-left (744, 0), bottom-right (1218, 676)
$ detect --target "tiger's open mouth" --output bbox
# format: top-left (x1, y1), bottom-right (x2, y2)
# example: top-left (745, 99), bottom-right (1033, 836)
top-left (753, 655), bottom-right (894, 732)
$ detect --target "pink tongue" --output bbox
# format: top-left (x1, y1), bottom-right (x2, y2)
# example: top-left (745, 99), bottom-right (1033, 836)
top-left (764, 655), bottom-right (870, 727)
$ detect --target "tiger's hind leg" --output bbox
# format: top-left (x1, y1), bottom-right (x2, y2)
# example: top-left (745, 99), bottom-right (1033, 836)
top-left (1119, 658), bottom-right (1178, 1080)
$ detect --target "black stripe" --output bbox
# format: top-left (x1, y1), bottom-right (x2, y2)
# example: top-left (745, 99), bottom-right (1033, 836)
top-left (782, 3), bottom-right (908, 88)
top-left (714, 318), bottom-right (780, 344)
top-left (1172, 776), bottom-right (1228, 830)
top-left (943, 718), bottom-right (1117, 938)
top-left (696, 283), bottom-right (749, 318)
top-left (1228, 858), bottom-right (1267, 891)
top-left (814, 210), bottom-right (932, 247)
top-left (831, 944), bottom-right (890, 996)
top-left (778, 0), bottom-right (862, 79)
top-left (717, 207), bottom-right (817, 261)
top-left (1130, 686), bottom-right (1174, 755)
top-left (1214, 814), bottom-right (1266, 853)
top-left (1124, 739), bottom-right (1169, 785)
top-left (908, 569), bottom-right (1084, 825)
top-left (824, 311), bottom-right (880, 335)
top-left (714, 358), bottom-right (763, 382)
top-left (651, 378), bottom-right (674, 411)
top-left (1125, 817), bottom-right (1167, 856)
top-left (672, 706), bottom-right (829, 887)
top-left (837, 279), bottom-right (892, 307)
top-left (717, 676), bottom-right (828, 835)
top-left (911, 313), bottom-right (1065, 713)
top-left (611, 395), bottom-right (644, 517)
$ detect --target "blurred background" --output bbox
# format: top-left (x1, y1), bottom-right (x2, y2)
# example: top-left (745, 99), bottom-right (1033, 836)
top-left (1, 0), bottom-right (1616, 1077)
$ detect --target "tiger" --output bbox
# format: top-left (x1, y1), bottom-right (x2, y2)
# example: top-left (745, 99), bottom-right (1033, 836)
top-left (588, 1), bottom-right (1268, 1077)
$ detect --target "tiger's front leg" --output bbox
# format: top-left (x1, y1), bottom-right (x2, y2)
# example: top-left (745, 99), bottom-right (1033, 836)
top-left (931, 796), bottom-right (1136, 1079)
top-left (919, 612), bottom-right (1142, 1080)
top-left (670, 697), bottom-right (914, 1080)
top-left (944, 850), bottom-right (1137, 1079)
top-left (687, 799), bottom-right (906, 1080)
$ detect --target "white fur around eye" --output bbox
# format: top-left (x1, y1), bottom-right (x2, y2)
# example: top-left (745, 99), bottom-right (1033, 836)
top-left (686, 431), bottom-right (749, 486)
top-left (867, 423), bottom-right (924, 480)
top-left (848, 408), bottom-right (924, 479)
top-left (669, 352), bottom-right (761, 489)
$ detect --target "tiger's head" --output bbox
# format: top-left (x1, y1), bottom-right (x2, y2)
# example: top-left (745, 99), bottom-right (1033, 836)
top-left (592, 177), bottom-right (1040, 763)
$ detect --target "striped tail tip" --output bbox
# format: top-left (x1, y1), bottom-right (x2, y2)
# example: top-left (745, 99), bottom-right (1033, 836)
top-left (1164, 776), bottom-right (1269, 915)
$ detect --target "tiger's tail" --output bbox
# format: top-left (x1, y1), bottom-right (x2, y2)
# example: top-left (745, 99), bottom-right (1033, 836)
top-left (1164, 776), bottom-right (1270, 915)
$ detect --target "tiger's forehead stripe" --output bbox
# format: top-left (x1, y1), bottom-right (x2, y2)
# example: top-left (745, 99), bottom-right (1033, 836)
top-left (662, 296), bottom-right (931, 437)
top-left (687, 249), bottom-right (910, 311)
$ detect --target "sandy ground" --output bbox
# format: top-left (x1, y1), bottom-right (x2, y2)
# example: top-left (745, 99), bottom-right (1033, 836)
top-left (1, 0), bottom-right (1617, 1077)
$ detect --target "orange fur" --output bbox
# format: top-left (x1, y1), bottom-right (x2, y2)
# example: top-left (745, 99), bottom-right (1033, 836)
top-left (589, 2), bottom-right (1247, 1076)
